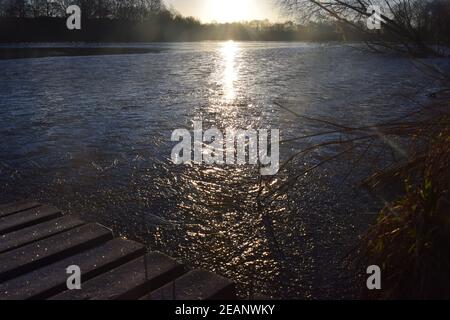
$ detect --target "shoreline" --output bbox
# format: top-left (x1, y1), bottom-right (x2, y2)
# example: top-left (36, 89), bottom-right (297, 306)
top-left (0, 47), bottom-right (161, 60)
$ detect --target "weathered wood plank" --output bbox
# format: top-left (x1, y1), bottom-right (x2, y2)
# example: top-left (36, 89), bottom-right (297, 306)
top-left (0, 206), bottom-right (62, 235)
top-left (0, 200), bottom-right (32, 210)
top-left (0, 223), bottom-right (113, 282)
top-left (0, 201), bottom-right (21, 210)
top-left (51, 252), bottom-right (185, 300)
top-left (51, 253), bottom-right (182, 300)
top-left (145, 269), bottom-right (236, 300)
top-left (0, 201), bottom-right (42, 218)
top-left (0, 201), bottom-right (236, 301)
top-left (0, 238), bottom-right (145, 300)
top-left (0, 216), bottom-right (85, 254)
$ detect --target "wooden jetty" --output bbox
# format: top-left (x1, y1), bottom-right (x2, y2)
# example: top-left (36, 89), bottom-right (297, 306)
top-left (0, 200), bottom-right (236, 300)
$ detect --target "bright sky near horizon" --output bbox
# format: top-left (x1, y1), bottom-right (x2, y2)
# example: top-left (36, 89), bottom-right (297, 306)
top-left (165, 0), bottom-right (284, 23)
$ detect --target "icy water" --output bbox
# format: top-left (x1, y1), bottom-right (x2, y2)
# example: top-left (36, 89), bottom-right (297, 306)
top-left (0, 42), bottom-right (448, 299)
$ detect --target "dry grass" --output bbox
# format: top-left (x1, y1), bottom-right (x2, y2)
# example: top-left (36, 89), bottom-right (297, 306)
top-left (355, 114), bottom-right (450, 299)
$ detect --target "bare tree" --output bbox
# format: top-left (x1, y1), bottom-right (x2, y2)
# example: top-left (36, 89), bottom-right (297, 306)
top-left (0, 0), bottom-right (165, 19)
top-left (280, 0), bottom-right (450, 56)
top-left (0, 0), bottom-right (26, 17)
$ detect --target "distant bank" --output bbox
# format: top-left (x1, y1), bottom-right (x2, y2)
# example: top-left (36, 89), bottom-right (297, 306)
top-left (0, 17), bottom-right (368, 43)
top-left (0, 47), bottom-right (161, 60)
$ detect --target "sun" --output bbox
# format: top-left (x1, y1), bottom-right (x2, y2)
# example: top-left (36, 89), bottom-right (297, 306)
top-left (203, 0), bottom-right (253, 23)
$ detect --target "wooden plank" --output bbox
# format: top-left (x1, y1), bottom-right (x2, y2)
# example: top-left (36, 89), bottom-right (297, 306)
top-left (0, 201), bottom-right (21, 210)
top-left (0, 205), bottom-right (62, 235)
top-left (145, 269), bottom-right (236, 300)
top-left (0, 201), bottom-right (41, 218)
top-left (0, 216), bottom-right (85, 254)
top-left (0, 223), bottom-right (113, 282)
top-left (0, 200), bottom-right (31, 210)
top-left (51, 252), bottom-right (185, 300)
top-left (0, 238), bottom-right (145, 300)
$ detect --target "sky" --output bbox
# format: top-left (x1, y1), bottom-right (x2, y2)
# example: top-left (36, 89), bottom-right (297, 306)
top-left (164, 0), bottom-right (284, 23)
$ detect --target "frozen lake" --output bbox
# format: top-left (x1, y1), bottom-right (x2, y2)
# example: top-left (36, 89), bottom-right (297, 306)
top-left (0, 41), bottom-right (447, 298)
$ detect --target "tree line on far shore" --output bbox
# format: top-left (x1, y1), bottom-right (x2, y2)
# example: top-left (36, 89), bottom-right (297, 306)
top-left (1, 0), bottom-right (450, 46)
top-left (0, 0), bottom-right (163, 19)
top-left (0, 0), bottom-right (372, 42)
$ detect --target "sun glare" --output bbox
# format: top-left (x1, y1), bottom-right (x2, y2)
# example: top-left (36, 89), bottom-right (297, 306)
top-left (204, 0), bottom-right (252, 23)
top-left (221, 40), bottom-right (238, 101)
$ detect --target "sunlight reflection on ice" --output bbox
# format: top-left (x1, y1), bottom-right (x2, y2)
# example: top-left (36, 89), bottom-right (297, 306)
top-left (221, 40), bottom-right (238, 102)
